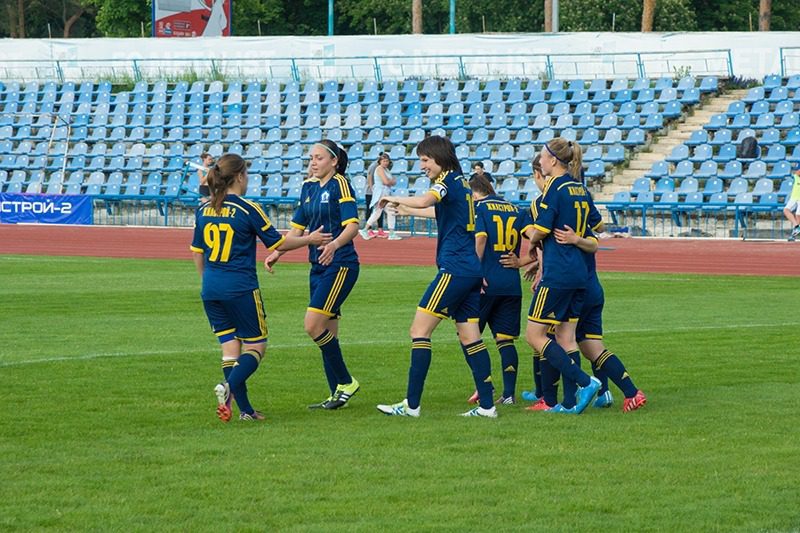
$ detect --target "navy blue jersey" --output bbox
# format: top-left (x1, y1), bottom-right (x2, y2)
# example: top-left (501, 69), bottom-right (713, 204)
top-left (290, 174), bottom-right (359, 267)
top-left (428, 169), bottom-right (481, 277)
top-left (531, 173), bottom-right (599, 289)
top-left (474, 194), bottom-right (534, 296)
top-left (191, 194), bottom-right (285, 300)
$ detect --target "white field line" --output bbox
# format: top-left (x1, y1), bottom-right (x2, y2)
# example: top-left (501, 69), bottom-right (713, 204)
top-left (2, 321), bottom-right (798, 368)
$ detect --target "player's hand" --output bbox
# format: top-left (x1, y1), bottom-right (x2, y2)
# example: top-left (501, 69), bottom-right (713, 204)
top-left (500, 252), bottom-right (520, 269)
top-left (554, 224), bottom-right (579, 245)
top-left (307, 225), bottom-right (333, 247)
top-left (378, 196), bottom-right (396, 208)
top-left (317, 240), bottom-right (339, 266)
top-left (264, 250), bottom-right (281, 273)
top-left (522, 260), bottom-right (539, 281)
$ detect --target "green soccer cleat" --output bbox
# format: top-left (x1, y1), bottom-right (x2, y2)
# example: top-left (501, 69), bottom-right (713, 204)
top-left (324, 378), bottom-right (360, 410)
top-left (376, 399), bottom-right (420, 417)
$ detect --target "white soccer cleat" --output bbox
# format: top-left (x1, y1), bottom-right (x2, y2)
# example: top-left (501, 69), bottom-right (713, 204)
top-left (461, 405), bottom-right (498, 418)
top-left (376, 399), bottom-right (420, 417)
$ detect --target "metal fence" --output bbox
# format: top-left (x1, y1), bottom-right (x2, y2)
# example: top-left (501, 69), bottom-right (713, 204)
top-left (0, 49), bottom-right (734, 84)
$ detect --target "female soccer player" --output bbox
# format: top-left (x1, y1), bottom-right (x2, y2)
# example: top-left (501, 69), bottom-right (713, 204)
top-left (465, 174), bottom-right (533, 405)
top-left (376, 135), bottom-right (497, 418)
top-left (522, 138), bottom-right (602, 414)
top-left (191, 153), bottom-right (331, 422)
top-left (360, 153), bottom-right (401, 240)
top-left (265, 140), bottom-right (361, 410)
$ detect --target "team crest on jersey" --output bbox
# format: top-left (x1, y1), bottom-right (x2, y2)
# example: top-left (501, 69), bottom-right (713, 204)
top-left (320, 191), bottom-right (330, 204)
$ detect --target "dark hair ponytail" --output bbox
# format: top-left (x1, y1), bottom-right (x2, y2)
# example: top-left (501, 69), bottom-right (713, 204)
top-left (318, 139), bottom-right (349, 176)
top-left (207, 153), bottom-right (247, 212)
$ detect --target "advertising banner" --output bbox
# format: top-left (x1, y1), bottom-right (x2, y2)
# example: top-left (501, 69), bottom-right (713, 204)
top-left (153, 0), bottom-right (232, 38)
top-left (0, 194), bottom-right (93, 225)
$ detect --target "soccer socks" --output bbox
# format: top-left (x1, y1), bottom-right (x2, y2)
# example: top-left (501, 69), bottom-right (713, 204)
top-left (314, 330), bottom-right (352, 389)
top-left (595, 349), bottom-right (639, 398)
top-left (533, 351), bottom-right (543, 399)
top-left (462, 340), bottom-right (494, 410)
top-left (591, 359), bottom-right (610, 396)
top-left (560, 350), bottom-right (582, 409)
top-left (406, 338), bottom-right (432, 410)
top-left (221, 358), bottom-right (236, 382)
top-left (496, 339), bottom-right (518, 399)
top-left (321, 357), bottom-right (337, 395)
top-left (227, 350), bottom-right (261, 415)
top-left (539, 356), bottom-right (560, 407)
top-left (541, 339), bottom-right (591, 388)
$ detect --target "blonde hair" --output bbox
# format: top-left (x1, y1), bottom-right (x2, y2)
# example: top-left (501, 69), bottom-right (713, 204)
top-left (545, 138), bottom-right (583, 182)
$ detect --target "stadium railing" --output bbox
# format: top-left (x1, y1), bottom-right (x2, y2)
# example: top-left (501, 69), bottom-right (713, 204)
top-left (0, 49), bottom-right (734, 84)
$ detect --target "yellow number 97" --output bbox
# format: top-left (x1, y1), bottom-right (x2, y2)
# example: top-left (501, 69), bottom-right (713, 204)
top-left (203, 222), bottom-right (234, 262)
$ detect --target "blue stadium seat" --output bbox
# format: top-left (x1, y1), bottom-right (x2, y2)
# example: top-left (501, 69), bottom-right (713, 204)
top-left (603, 144), bottom-right (626, 164)
top-left (742, 87), bottom-right (765, 104)
top-left (631, 177), bottom-right (651, 193)
top-left (670, 160), bottom-right (694, 179)
top-left (685, 129), bottom-right (709, 146)
top-left (666, 144), bottom-right (689, 163)
top-left (695, 160), bottom-right (718, 179)
top-left (767, 161), bottom-right (791, 179)
top-left (744, 161), bottom-right (767, 180)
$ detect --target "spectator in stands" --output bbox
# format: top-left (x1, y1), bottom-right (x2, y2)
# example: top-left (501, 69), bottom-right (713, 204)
top-left (471, 161), bottom-right (494, 184)
top-left (364, 153), bottom-right (387, 238)
top-left (361, 153), bottom-right (401, 240)
top-left (198, 153), bottom-right (214, 199)
top-left (784, 163), bottom-right (800, 241)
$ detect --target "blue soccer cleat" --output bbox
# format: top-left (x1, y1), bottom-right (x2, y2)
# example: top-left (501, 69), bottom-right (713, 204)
top-left (521, 390), bottom-right (541, 402)
top-left (593, 390), bottom-right (614, 408)
top-left (575, 376), bottom-right (601, 414)
top-left (545, 403), bottom-right (577, 414)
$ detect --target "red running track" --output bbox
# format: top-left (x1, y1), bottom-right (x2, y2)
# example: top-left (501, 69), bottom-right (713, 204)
top-left (1, 224), bottom-right (799, 276)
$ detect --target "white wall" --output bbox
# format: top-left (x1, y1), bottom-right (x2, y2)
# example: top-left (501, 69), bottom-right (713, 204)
top-left (1, 32), bottom-right (799, 80)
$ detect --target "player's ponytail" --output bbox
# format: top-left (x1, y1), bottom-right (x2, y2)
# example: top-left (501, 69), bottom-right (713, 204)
top-left (545, 137), bottom-right (583, 182)
top-left (206, 153), bottom-right (247, 213)
top-left (318, 139), bottom-right (349, 176)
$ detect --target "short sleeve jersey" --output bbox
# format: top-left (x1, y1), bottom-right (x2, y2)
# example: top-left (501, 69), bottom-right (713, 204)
top-left (290, 174), bottom-right (359, 267)
top-left (791, 171), bottom-right (800, 201)
top-left (191, 194), bottom-right (285, 300)
top-left (530, 173), bottom-right (602, 289)
top-left (429, 169), bottom-right (482, 277)
top-left (474, 194), bottom-right (534, 296)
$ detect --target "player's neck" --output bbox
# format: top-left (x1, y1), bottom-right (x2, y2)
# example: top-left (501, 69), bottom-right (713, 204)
top-left (319, 171), bottom-right (336, 185)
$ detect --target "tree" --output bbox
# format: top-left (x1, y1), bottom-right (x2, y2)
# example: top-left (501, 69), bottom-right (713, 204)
top-left (412, 0), bottom-right (422, 33)
top-left (93, 0), bottom-right (150, 37)
top-left (642, 0), bottom-right (655, 31)
top-left (544, 0), bottom-right (552, 32)
top-left (759, 0), bottom-right (771, 30)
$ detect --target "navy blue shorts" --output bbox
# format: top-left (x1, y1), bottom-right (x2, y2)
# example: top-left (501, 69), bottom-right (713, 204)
top-left (308, 263), bottom-right (359, 318)
top-left (479, 294), bottom-right (522, 339)
top-left (203, 288), bottom-right (267, 344)
top-left (576, 278), bottom-right (604, 342)
top-left (528, 285), bottom-right (584, 325)
top-left (417, 271), bottom-right (481, 323)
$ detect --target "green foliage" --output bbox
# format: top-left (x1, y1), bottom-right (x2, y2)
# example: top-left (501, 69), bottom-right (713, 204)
top-left (561, 0), bottom-right (641, 32)
top-left (1, 256), bottom-right (800, 530)
top-left (691, 0), bottom-right (800, 32)
top-left (93, 0), bottom-right (151, 37)
top-left (653, 0), bottom-right (698, 32)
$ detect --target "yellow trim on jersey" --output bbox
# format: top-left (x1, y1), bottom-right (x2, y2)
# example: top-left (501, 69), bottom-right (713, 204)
top-left (531, 286), bottom-right (549, 319)
top-left (243, 198), bottom-right (272, 226)
top-left (308, 306), bottom-right (336, 317)
top-left (466, 317), bottom-right (480, 323)
top-left (556, 180), bottom-right (583, 191)
top-left (341, 217), bottom-right (359, 226)
top-left (533, 224), bottom-right (551, 234)
top-left (417, 306), bottom-right (447, 319)
top-left (520, 224), bottom-right (535, 237)
top-left (591, 221), bottom-right (604, 231)
top-left (474, 231), bottom-right (488, 238)
top-left (528, 316), bottom-right (560, 325)
top-left (223, 200), bottom-right (249, 215)
top-left (425, 273), bottom-right (451, 313)
top-left (215, 328), bottom-right (236, 337)
top-left (541, 176), bottom-right (557, 197)
top-left (583, 333), bottom-right (603, 340)
top-left (322, 267), bottom-right (349, 313)
top-left (304, 177), bottom-right (320, 183)
top-left (333, 174), bottom-right (354, 201)
top-left (428, 188), bottom-right (442, 201)
top-left (339, 197), bottom-right (356, 203)
top-left (539, 201), bottom-right (549, 209)
top-left (586, 235), bottom-right (598, 244)
top-left (290, 221), bottom-right (306, 230)
top-left (495, 333), bottom-right (517, 341)
top-left (190, 245), bottom-right (204, 253)
top-left (567, 317), bottom-right (579, 323)
top-left (267, 235), bottom-right (285, 251)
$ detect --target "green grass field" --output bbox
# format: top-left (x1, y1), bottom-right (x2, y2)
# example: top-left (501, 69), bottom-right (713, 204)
top-left (1, 254), bottom-right (798, 531)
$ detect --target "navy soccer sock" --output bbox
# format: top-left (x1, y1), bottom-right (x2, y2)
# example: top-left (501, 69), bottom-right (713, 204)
top-left (314, 330), bottom-right (352, 388)
top-left (406, 338), bottom-right (432, 409)
top-left (541, 339), bottom-right (591, 388)
top-left (496, 339), bottom-right (518, 399)
top-left (539, 356), bottom-right (560, 407)
top-left (227, 350), bottom-right (261, 415)
top-left (591, 359), bottom-right (610, 395)
top-left (560, 350), bottom-right (582, 409)
top-left (596, 349), bottom-right (638, 398)
top-left (462, 340), bottom-right (494, 410)
top-left (533, 351), bottom-right (543, 398)
top-left (221, 358), bottom-right (236, 382)
top-left (321, 357), bottom-right (337, 395)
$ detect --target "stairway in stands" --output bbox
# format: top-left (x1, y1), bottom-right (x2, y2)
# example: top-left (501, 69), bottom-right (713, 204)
top-left (596, 88), bottom-right (750, 201)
